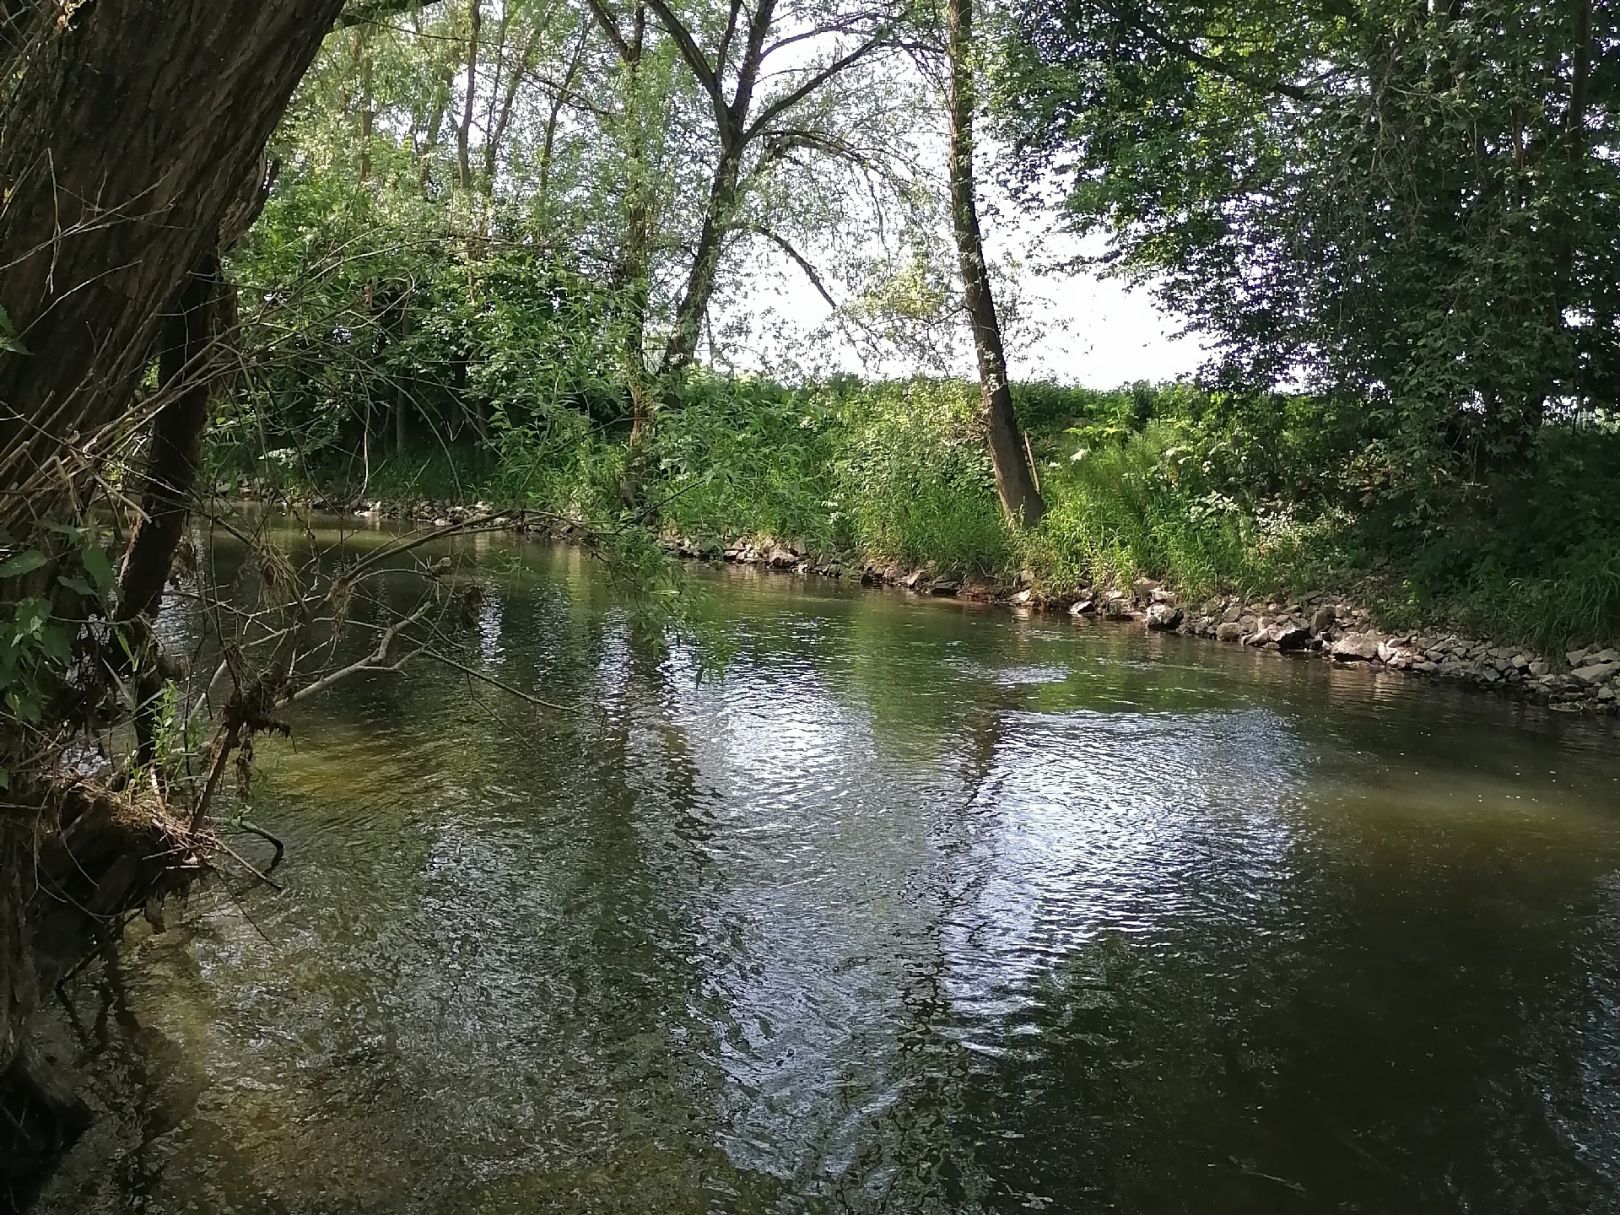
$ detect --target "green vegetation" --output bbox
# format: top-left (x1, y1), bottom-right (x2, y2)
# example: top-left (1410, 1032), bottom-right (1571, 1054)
top-left (189, 0), bottom-right (1619, 657)
top-left (257, 369), bottom-right (1620, 653)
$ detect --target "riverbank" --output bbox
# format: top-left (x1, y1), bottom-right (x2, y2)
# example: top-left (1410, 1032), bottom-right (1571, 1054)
top-left (223, 375), bottom-right (1620, 676)
top-left (272, 489), bottom-right (1620, 717)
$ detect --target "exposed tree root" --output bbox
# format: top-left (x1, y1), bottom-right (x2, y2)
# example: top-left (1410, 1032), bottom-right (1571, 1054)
top-left (0, 779), bottom-right (226, 1206)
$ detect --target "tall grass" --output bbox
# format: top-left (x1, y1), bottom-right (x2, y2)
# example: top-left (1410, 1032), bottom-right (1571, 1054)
top-left (237, 372), bottom-right (1620, 650)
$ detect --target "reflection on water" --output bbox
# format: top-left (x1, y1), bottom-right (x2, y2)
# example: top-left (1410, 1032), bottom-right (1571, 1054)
top-left (37, 522), bottom-right (1620, 1213)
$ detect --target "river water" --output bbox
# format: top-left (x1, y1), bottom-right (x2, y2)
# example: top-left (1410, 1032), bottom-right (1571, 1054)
top-left (35, 520), bottom-right (1620, 1213)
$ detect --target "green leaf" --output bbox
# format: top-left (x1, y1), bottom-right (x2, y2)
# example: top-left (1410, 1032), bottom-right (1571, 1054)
top-left (0, 549), bottom-right (46, 579)
top-left (58, 574), bottom-right (94, 596)
top-left (81, 543), bottom-right (116, 592)
top-left (0, 305), bottom-right (27, 356)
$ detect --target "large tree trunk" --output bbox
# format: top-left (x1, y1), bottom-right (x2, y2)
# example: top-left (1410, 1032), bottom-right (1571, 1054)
top-left (0, 0), bottom-right (350, 519)
top-left (0, 0), bottom-right (348, 1188)
top-left (945, 0), bottom-right (1045, 527)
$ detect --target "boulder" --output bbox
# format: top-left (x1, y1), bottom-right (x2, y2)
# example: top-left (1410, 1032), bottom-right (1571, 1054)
top-left (766, 545), bottom-right (798, 569)
top-left (902, 569), bottom-right (928, 590)
top-left (1272, 624), bottom-right (1312, 652)
top-left (1131, 578), bottom-right (1161, 606)
top-left (1571, 661), bottom-right (1618, 685)
top-left (1150, 587), bottom-right (1178, 606)
top-left (1215, 622), bottom-right (1246, 643)
top-left (1069, 597), bottom-right (1096, 616)
top-left (1010, 589), bottom-right (1033, 607)
top-left (1146, 603), bottom-right (1184, 631)
top-left (1528, 660), bottom-right (1551, 678)
top-left (1331, 632), bottom-right (1382, 662)
top-left (1309, 605), bottom-right (1337, 635)
top-left (1588, 648), bottom-right (1620, 666)
top-left (929, 579), bottom-right (961, 597)
top-left (1102, 592), bottom-right (1133, 620)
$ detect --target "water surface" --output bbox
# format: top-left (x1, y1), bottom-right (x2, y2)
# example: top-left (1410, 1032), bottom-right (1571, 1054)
top-left (38, 521), bottom-right (1620, 1213)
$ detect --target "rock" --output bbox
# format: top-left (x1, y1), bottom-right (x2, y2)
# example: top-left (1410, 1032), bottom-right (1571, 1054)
top-left (929, 579), bottom-right (960, 597)
top-left (1528, 660), bottom-right (1550, 678)
top-left (1069, 597), bottom-right (1096, 616)
top-left (1588, 648), bottom-right (1620, 666)
top-left (1599, 686), bottom-right (1616, 702)
top-left (1273, 624), bottom-right (1312, 652)
top-left (1310, 606), bottom-right (1337, 634)
top-left (1571, 661), bottom-right (1619, 685)
top-left (766, 545), bottom-right (798, 568)
top-left (1377, 640), bottom-right (1409, 665)
top-left (1146, 603), bottom-right (1184, 631)
top-left (1131, 578), bottom-right (1161, 605)
top-left (1567, 647), bottom-right (1593, 668)
top-left (1216, 622), bottom-right (1246, 643)
top-left (1331, 632), bottom-right (1382, 662)
top-left (1221, 603), bottom-right (1245, 624)
top-left (1010, 589), bottom-right (1033, 607)
top-left (902, 569), bottom-right (928, 590)
top-left (1150, 587), bottom-right (1178, 606)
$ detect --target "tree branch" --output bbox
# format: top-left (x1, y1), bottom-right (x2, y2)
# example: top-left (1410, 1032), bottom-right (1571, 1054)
top-left (336, 0), bottom-right (444, 29)
top-left (1113, 6), bottom-right (1312, 101)
top-left (745, 33), bottom-right (891, 142)
top-left (741, 223), bottom-right (837, 308)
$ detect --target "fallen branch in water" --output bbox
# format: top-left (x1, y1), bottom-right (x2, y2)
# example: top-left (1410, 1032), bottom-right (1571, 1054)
top-left (419, 647), bottom-right (573, 713)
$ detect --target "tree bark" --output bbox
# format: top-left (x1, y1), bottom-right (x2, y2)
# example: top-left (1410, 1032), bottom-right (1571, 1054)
top-left (945, 0), bottom-right (1045, 526)
top-left (458, 0), bottom-right (482, 191)
top-left (0, 0), bottom-right (347, 1184)
top-left (0, 0), bottom-right (350, 521)
top-left (357, 28), bottom-right (375, 183)
top-left (663, 148), bottom-right (743, 373)
top-left (117, 257), bottom-right (218, 627)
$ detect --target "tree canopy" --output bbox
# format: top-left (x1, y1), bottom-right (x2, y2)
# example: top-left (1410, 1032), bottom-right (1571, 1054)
top-left (997, 0), bottom-right (1618, 485)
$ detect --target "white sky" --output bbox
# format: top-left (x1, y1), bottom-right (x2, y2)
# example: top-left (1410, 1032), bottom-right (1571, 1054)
top-left (734, 207), bottom-right (1207, 389)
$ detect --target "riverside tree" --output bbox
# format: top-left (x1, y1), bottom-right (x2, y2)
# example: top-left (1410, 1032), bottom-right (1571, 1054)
top-left (996, 0), bottom-right (1618, 497)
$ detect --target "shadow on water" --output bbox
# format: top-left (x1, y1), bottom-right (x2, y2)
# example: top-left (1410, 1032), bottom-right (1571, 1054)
top-left (33, 519), bottom-right (1620, 1213)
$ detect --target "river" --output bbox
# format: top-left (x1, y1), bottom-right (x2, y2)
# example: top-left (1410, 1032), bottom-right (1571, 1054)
top-left (34, 519), bottom-right (1620, 1213)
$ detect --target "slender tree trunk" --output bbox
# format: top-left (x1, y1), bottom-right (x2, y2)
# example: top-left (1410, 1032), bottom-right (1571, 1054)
top-left (458, 0), bottom-right (482, 191)
top-left (944, 0), bottom-right (1045, 526)
top-left (117, 258), bottom-right (217, 628)
top-left (662, 149), bottom-right (742, 373)
top-left (538, 26), bottom-right (590, 206)
top-left (118, 255), bottom-right (218, 769)
top-left (356, 29), bottom-right (374, 183)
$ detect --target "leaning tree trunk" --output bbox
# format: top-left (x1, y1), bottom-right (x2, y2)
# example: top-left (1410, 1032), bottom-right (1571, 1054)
top-left (0, 0), bottom-right (349, 1191)
top-left (944, 0), bottom-right (1045, 527)
top-left (0, 0), bottom-right (349, 519)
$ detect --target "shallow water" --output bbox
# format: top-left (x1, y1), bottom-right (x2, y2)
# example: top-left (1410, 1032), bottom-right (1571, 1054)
top-left (37, 521), bottom-right (1620, 1213)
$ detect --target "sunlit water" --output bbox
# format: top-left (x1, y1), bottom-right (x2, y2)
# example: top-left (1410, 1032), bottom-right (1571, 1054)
top-left (36, 520), bottom-right (1620, 1213)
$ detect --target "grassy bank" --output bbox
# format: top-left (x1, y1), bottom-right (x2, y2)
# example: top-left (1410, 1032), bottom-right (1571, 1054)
top-left (224, 376), bottom-right (1620, 654)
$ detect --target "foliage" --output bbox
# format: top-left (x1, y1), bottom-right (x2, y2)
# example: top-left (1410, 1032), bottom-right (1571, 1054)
top-left (996, 0), bottom-right (1620, 505)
